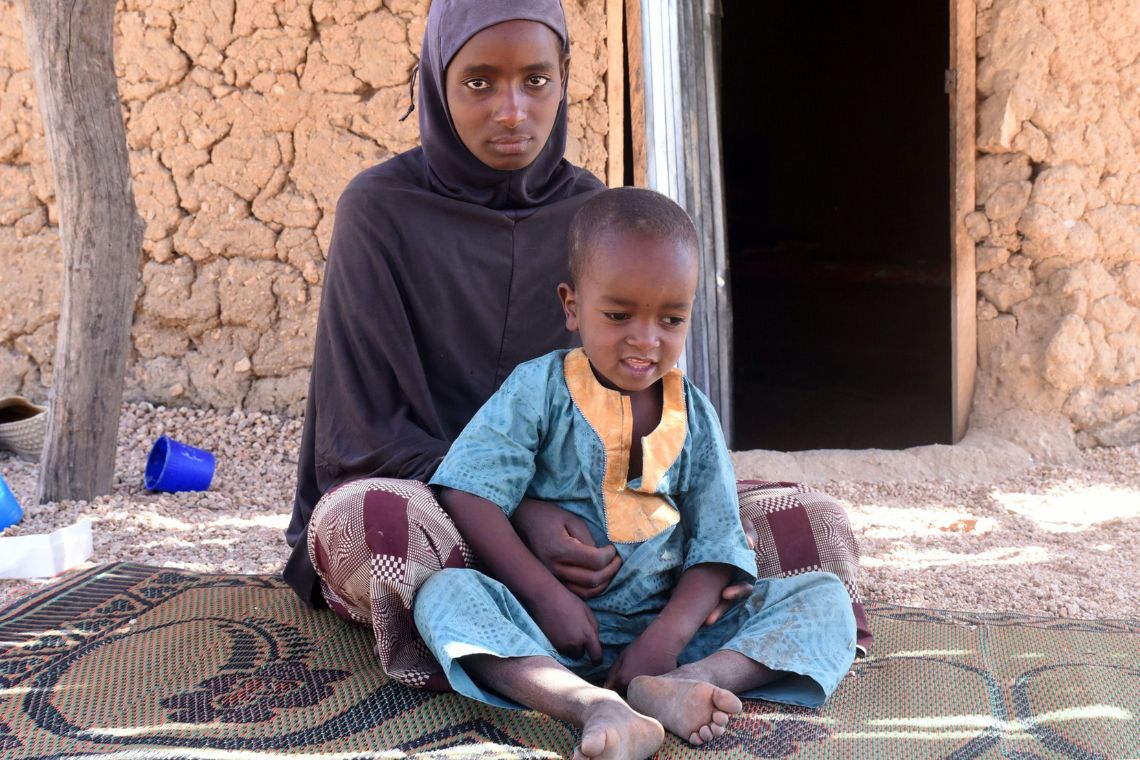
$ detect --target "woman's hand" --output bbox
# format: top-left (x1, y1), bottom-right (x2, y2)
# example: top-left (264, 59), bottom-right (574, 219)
top-left (512, 498), bottom-right (622, 598)
top-left (604, 632), bottom-right (678, 692)
top-left (526, 585), bottom-right (603, 663)
top-left (703, 516), bottom-right (758, 626)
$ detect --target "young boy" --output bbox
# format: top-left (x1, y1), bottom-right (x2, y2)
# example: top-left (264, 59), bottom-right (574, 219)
top-left (415, 188), bottom-right (856, 760)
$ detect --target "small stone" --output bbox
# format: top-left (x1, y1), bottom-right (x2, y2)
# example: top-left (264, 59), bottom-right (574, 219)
top-left (965, 211), bottom-right (991, 242)
top-left (985, 181), bottom-right (1032, 221)
top-left (977, 246), bottom-right (1010, 273)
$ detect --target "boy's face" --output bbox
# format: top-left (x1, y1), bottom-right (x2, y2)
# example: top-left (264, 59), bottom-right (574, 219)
top-left (559, 231), bottom-right (697, 394)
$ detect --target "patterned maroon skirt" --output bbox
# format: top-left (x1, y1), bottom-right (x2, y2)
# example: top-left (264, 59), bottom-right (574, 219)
top-left (307, 478), bottom-right (870, 690)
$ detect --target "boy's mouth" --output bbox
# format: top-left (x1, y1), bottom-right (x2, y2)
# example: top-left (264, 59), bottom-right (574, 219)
top-left (622, 357), bottom-right (655, 371)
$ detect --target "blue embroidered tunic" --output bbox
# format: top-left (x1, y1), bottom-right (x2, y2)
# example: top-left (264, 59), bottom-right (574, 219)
top-left (418, 349), bottom-right (857, 708)
top-left (432, 348), bottom-right (756, 616)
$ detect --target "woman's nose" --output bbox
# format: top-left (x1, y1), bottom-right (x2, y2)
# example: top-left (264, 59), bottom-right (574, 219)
top-left (494, 89), bottom-right (526, 128)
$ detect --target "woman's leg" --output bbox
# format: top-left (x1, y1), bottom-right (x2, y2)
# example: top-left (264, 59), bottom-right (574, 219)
top-left (307, 477), bottom-right (471, 690)
top-left (737, 480), bottom-right (872, 653)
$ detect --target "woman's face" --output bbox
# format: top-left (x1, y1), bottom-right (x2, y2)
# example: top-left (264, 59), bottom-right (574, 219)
top-left (445, 19), bottom-right (567, 171)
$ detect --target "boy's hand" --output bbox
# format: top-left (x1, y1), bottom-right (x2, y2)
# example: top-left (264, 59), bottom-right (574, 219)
top-left (512, 498), bottom-right (622, 598)
top-left (527, 586), bottom-right (603, 664)
top-left (604, 632), bottom-right (678, 692)
top-left (704, 517), bottom-right (758, 626)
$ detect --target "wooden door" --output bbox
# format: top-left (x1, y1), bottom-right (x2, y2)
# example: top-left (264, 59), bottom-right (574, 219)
top-left (950, 0), bottom-right (977, 442)
top-left (625, 0), bottom-right (734, 443)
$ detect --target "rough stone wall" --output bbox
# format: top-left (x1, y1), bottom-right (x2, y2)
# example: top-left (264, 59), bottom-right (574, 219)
top-left (0, 0), bottom-right (610, 414)
top-left (972, 0), bottom-right (1140, 450)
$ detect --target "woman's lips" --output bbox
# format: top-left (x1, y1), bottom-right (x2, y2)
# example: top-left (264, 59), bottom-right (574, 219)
top-left (489, 136), bottom-right (531, 155)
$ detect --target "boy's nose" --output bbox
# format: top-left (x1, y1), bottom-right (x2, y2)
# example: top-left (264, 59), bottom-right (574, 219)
top-left (626, 325), bottom-right (660, 350)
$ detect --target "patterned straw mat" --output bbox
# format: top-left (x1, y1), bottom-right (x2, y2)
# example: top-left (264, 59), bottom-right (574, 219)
top-left (0, 563), bottom-right (1136, 759)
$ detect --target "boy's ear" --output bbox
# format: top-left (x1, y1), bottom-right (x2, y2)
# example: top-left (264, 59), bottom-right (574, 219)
top-left (557, 282), bottom-right (579, 332)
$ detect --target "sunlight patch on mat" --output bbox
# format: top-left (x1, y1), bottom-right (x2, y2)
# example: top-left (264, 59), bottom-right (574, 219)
top-left (1031, 705), bottom-right (1134, 723)
top-left (832, 728), bottom-right (1032, 740)
top-left (61, 751), bottom-right (411, 759)
top-left (868, 715), bottom-right (1012, 729)
top-left (83, 723), bottom-right (226, 737)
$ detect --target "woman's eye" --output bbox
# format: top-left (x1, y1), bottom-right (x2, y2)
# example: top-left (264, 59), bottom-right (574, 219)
top-left (527, 75), bottom-right (551, 87)
top-left (464, 79), bottom-right (491, 91)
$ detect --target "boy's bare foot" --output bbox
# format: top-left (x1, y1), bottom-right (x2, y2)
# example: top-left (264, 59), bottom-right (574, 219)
top-left (573, 697), bottom-right (664, 760)
top-left (626, 674), bottom-right (743, 745)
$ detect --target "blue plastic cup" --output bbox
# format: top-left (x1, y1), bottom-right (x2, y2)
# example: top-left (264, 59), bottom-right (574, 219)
top-left (144, 436), bottom-right (215, 492)
top-left (0, 472), bottom-right (22, 531)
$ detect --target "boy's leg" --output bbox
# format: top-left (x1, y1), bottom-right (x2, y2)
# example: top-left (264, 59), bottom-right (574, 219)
top-left (737, 480), bottom-right (872, 653)
top-left (415, 569), bottom-right (664, 759)
top-left (629, 572), bottom-right (857, 744)
top-left (464, 654), bottom-right (664, 760)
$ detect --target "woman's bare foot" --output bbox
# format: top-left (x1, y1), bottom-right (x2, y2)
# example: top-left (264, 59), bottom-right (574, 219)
top-left (573, 697), bottom-right (664, 760)
top-left (626, 674), bottom-right (743, 745)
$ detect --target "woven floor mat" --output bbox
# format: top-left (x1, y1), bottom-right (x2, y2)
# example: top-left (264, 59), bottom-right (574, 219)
top-left (0, 563), bottom-right (1135, 759)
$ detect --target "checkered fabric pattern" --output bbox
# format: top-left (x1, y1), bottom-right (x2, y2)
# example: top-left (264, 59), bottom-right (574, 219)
top-left (308, 477), bottom-right (871, 690)
top-left (737, 480), bottom-right (871, 653)
top-left (308, 478), bottom-right (472, 690)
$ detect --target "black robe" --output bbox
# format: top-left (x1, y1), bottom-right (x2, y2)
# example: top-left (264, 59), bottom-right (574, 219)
top-left (285, 0), bottom-right (604, 607)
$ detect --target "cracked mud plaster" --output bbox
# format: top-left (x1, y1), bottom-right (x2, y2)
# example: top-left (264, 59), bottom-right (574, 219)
top-left (970, 0), bottom-right (1140, 450)
top-left (0, 0), bottom-right (610, 415)
top-left (5, 0), bottom-right (1135, 450)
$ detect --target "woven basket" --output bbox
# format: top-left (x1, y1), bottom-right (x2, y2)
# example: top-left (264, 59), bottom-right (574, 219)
top-left (0, 396), bottom-right (48, 460)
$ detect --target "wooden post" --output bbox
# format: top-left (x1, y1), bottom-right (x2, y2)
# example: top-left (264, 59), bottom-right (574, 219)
top-left (19, 0), bottom-right (143, 502)
top-left (949, 0), bottom-right (977, 442)
top-left (625, 0), bottom-right (648, 187)
top-left (606, 0), bottom-right (625, 187)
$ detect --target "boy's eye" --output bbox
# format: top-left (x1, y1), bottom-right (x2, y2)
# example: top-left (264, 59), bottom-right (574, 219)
top-left (603, 312), bottom-right (630, 322)
top-left (663, 316), bottom-right (687, 327)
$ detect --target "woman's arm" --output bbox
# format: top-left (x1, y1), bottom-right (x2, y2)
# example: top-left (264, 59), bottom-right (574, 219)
top-left (512, 498), bottom-right (622, 598)
top-left (439, 488), bottom-right (603, 663)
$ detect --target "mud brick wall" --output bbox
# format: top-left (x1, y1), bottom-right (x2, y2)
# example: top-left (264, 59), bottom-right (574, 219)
top-left (971, 0), bottom-right (1140, 448)
top-left (0, 0), bottom-right (609, 415)
top-left (2, 0), bottom-right (1138, 449)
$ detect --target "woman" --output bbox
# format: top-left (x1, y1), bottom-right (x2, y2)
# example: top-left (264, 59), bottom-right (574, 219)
top-left (285, 0), bottom-right (870, 692)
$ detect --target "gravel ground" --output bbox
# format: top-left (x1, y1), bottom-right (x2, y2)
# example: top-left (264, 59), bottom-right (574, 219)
top-left (1, 402), bottom-right (1137, 621)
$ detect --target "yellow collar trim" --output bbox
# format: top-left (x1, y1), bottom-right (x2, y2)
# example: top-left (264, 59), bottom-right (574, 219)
top-left (563, 348), bottom-right (687, 543)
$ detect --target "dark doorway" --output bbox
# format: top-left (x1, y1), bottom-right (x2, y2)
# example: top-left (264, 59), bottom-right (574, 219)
top-left (722, 2), bottom-right (953, 451)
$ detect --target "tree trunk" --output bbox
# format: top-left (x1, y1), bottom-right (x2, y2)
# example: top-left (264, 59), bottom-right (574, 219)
top-left (19, 0), bottom-right (143, 503)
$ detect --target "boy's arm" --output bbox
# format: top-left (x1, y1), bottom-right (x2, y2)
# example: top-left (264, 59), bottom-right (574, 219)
top-left (438, 488), bottom-right (603, 663)
top-left (604, 562), bottom-right (734, 689)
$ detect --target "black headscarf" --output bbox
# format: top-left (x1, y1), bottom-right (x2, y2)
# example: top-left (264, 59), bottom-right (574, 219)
top-left (418, 0), bottom-right (580, 209)
top-left (285, 0), bottom-right (604, 607)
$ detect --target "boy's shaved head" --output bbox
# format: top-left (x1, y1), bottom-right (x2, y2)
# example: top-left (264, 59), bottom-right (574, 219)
top-left (568, 187), bottom-right (699, 284)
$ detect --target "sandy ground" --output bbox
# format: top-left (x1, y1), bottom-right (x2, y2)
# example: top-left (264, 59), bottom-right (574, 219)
top-left (1, 402), bottom-right (1137, 621)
